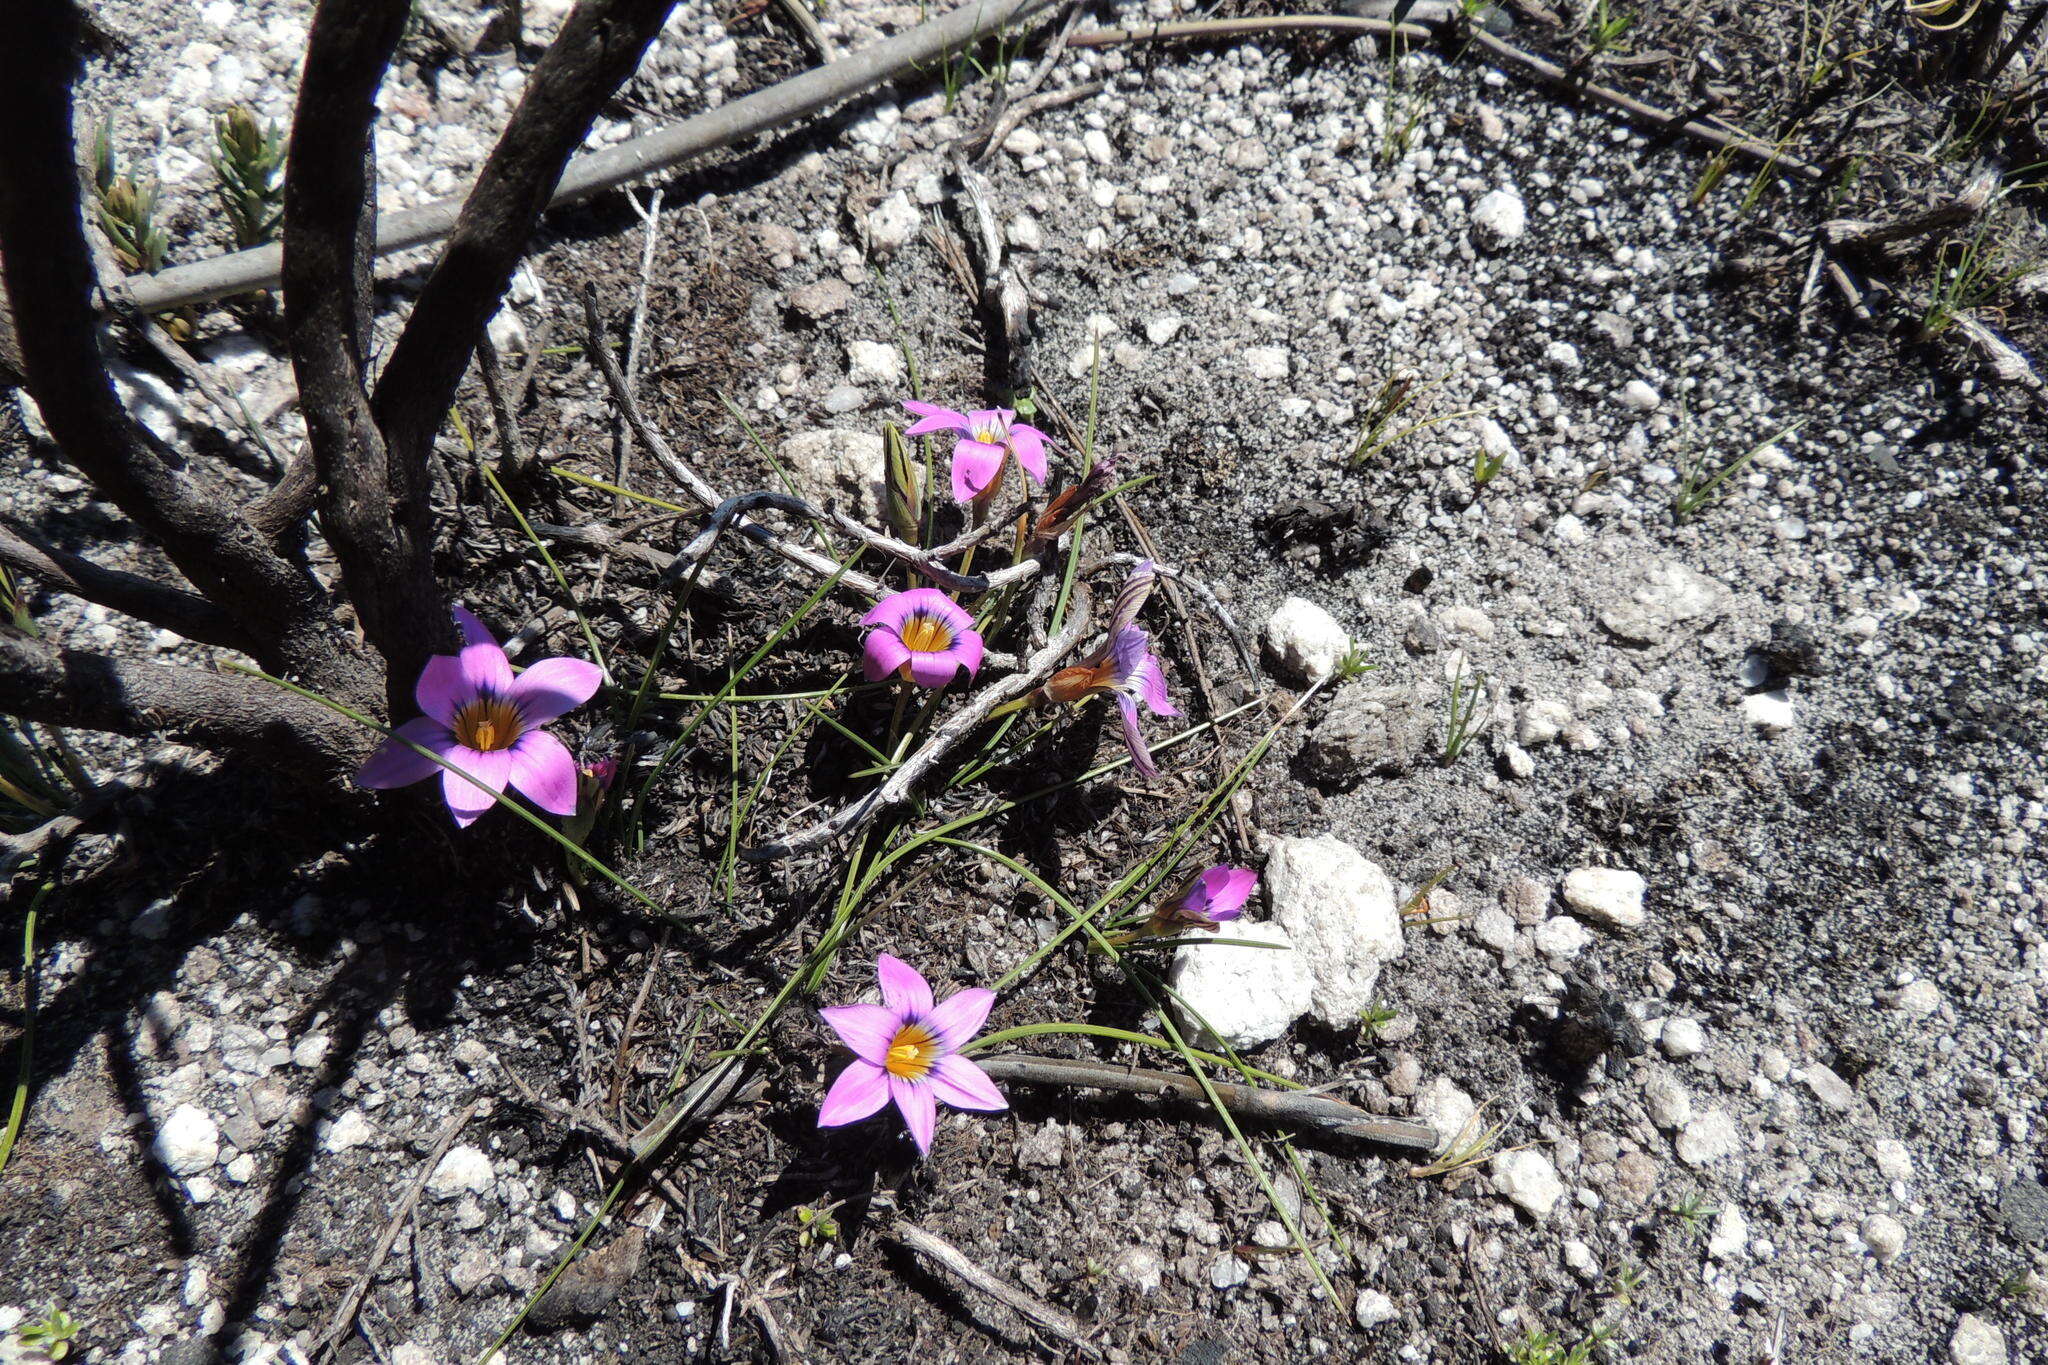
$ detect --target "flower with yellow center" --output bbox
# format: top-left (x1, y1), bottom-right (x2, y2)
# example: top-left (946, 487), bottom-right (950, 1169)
top-left (356, 604), bottom-right (604, 828)
top-left (818, 954), bottom-right (1007, 1155)
top-left (861, 588), bottom-right (984, 689)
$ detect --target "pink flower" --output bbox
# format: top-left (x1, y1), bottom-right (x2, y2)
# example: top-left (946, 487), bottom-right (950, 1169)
top-left (862, 588), bottom-right (984, 688)
top-left (1150, 865), bottom-right (1258, 933)
top-left (818, 954), bottom-right (1007, 1154)
top-left (902, 400), bottom-right (1050, 503)
top-left (356, 605), bottom-right (603, 828)
top-left (1038, 561), bottom-right (1179, 775)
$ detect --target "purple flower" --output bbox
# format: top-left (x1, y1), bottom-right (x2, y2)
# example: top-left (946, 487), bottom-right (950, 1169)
top-left (862, 588), bottom-right (984, 688)
top-left (902, 400), bottom-right (1050, 503)
top-left (356, 605), bottom-right (604, 828)
top-left (1151, 865), bottom-right (1258, 934)
top-left (818, 954), bottom-right (1007, 1154)
top-left (1038, 561), bottom-right (1179, 775)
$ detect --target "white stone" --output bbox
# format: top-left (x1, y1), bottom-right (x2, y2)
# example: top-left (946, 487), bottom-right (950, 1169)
top-left (1862, 1213), bottom-right (1906, 1263)
top-left (1244, 346), bottom-right (1290, 381)
top-left (1644, 1073), bottom-right (1693, 1130)
top-left (1871, 1138), bottom-right (1914, 1181)
top-left (1533, 916), bottom-right (1590, 961)
top-left (1471, 906), bottom-right (1517, 954)
top-left (1113, 1247), bottom-right (1163, 1294)
top-left (1354, 1290), bottom-right (1397, 1329)
top-left (428, 1144), bottom-right (496, 1201)
top-left (1707, 1204), bottom-right (1748, 1260)
top-left (1562, 868), bottom-right (1647, 930)
top-left (1950, 1314), bottom-right (2007, 1365)
top-left (778, 429), bottom-right (887, 523)
top-left (1743, 690), bottom-right (1796, 735)
top-left (1415, 1077), bottom-right (1477, 1156)
top-left (865, 192), bottom-right (918, 252)
top-left (845, 340), bottom-right (904, 386)
top-left (484, 306), bottom-right (528, 358)
top-left (1618, 380), bottom-right (1661, 411)
top-left (1264, 596), bottom-right (1352, 684)
top-left (1265, 836), bottom-right (1405, 1027)
top-left (1660, 1018), bottom-right (1706, 1059)
top-left (1800, 1064), bottom-right (1856, 1111)
top-left (1005, 214), bottom-right (1043, 251)
top-left (1518, 699), bottom-right (1572, 746)
top-left (1490, 1148), bottom-right (1564, 1220)
top-left (1676, 1109), bottom-right (1742, 1166)
top-left (320, 1109), bottom-right (374, 1153)
top-left (1894, 980), bottom-right (1942, 1018)
top-left (1003, 127), bottom-right (1043, 157)
top-left (1145, 315), bottom-right (1185, 345)
top-left (1082, 129), bottom-right (1115, 164)
top-left (1470, 188), bottom-right (1526, 247)
top-left (1168, 921), bottom-right (1313, 1049)
top-left (154, 1105), bottom-right (220, 1176)
top-left (108, 360), bottom-right (185, 443)
top-left (846, 102), bottom-right (900, 147)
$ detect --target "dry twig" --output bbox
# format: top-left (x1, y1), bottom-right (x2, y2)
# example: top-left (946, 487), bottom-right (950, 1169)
top-left (883, 1219), bottom-right (1102, 1358)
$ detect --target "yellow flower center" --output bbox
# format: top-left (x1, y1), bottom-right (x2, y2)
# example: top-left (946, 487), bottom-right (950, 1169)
top-left (971, 420), bottom-right (1006, 445)
top-left (883, 1022), bottom-right (938, 1080)
top-left (452, 695), bottom-right (524, 753)
top-left (898, 613), bottom-right (955, 655)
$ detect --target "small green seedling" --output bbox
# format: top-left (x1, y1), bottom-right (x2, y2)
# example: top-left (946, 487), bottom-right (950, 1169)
top-left (1472, 438), bottom-right (1509, 487)
top-left (1605, 1260), bottom-right (1648, 1307)
top-left (212, 104), bottom-right (287, 248)
top-left (90, 118), bottom-right (168, 274)
top-left (1333, 643), bottom-right (1374, 682)
top-left (795, 1203), bottom-right (841, 1248)
top-left (1669, 1191), bottom-right (1720, 1236)
top-left (1441, 661), bottom-right (1490, 764)
top-left (16, 1307), bottom-right (81, 1363)
top-left (1672, 420), bottom-right (1804, 521)
top-left (1508, 1326), bottom-right (1611, 1365)
top-left (1582, 0), bottom-right (1635, 55)
top-left (1359, 1002), bottom-right (1400, 1039)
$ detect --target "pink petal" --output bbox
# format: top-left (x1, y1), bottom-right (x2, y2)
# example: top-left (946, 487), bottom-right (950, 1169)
top-left (924, 987), bottom-right (994, 1054)
top-left (821, 1003), bottom-right (901, 1067)
top-left (440, 746), bottom-right (513, 827)
top-left (415, 654), bottom-right (471, 727)
top-left (1204, 867), bottom-right (1258, 918)
top-left (459, 636), bottom-right (514, 700)
top-left (876, 954), bottom-right (934, 1017)
top-left (507, 729), bottom-right (579, 817)
top-left (903, 400), bottom-right (970, 438)
top-left (1116, 694), bottom-right (1159, 779)
top-left (507, 657), bottom-right (603, 725)
top-left (950, 440), bottom-right (1007, 502)
top-left (890, 1076), bottom-right (938, 1155)
top-left (818, 1060), bottom-right (891, 1128)
top-left (928, 1054), bottom-right (1008, 1113)
top-left (952, 630), bottom-right (984, 678)
top-left (864, 630), bottom-right (911, 683)
top-left (452, 603), bottom-right (496, 648)
top-left (1007, 424), bottom-right (1049, 485)
top-left (906, 650), bottom-right (966, 689)
top-left (1137, 655), bottom-right (1179, 717)
top-left (356, 717), bottom-right (453, 790)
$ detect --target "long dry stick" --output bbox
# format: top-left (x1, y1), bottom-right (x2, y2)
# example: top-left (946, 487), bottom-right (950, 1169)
top-left (119, 0), bottom-right (1069, 314)
top-left (1066, 15), bottom-right (1826, 179)
top-left (313, 1098), bottom-right (481, 1362)
top-left (974, 1054), bottom-right (1438, 1151)
top-left (883, 1219), bottom-right (1103, 1358)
